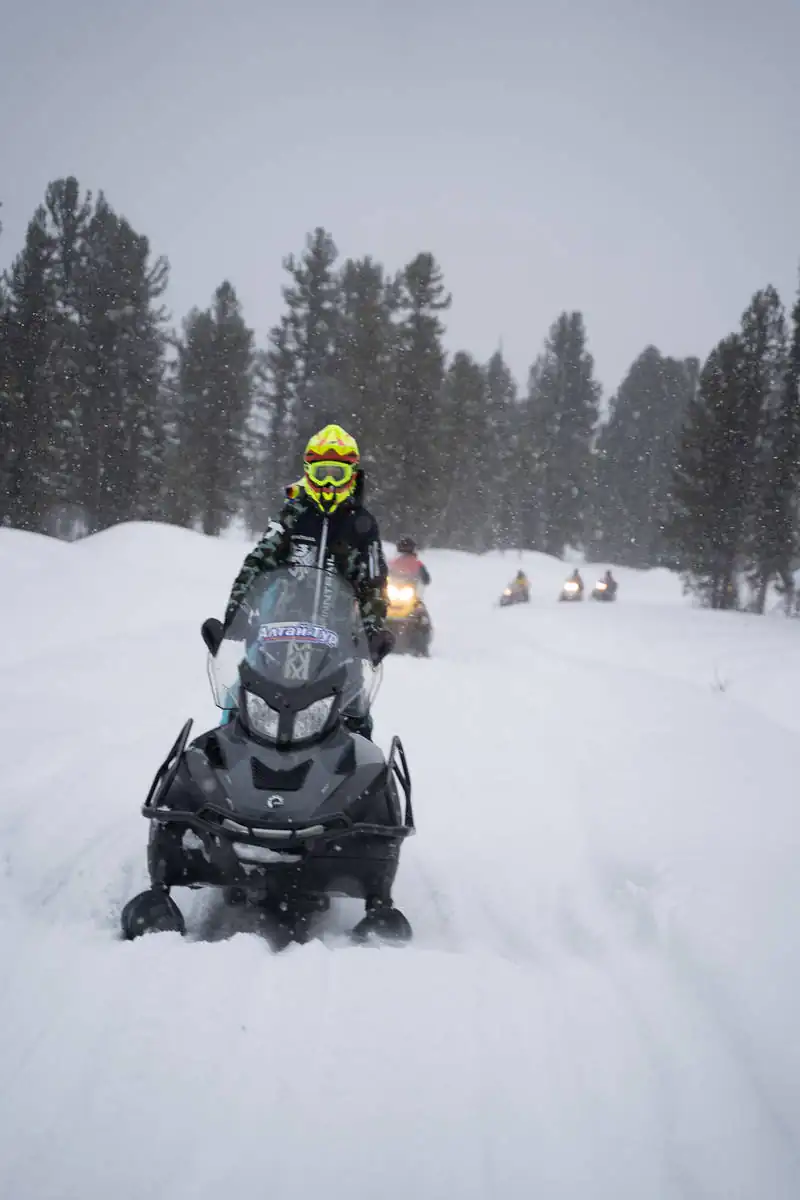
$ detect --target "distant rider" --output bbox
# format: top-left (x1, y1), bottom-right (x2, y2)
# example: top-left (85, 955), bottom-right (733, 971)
top-left (388, 536), bottom-right (432, 629)
top-left (603, 569), bottom-right (617, 597)
top-left (390, 536), bottom-right (431, 586)
top-left (512, 568), bottom-right (529, 597)
top-left (570, 568), bottom-right (584, 595)
top-left (222, 424), bottom-right (394, 737)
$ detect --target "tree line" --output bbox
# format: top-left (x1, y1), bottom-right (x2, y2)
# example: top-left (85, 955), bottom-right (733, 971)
top-left (1, 176), bottom-right (798, 612)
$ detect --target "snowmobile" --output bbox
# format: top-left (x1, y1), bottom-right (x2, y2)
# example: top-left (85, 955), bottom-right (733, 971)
top-left (558, 577), bottom-right (584, 602)
top-left (385, 573), bottom-right (433, 657)
top-left (120, 565), bottom-right (415, 947)
top-left (591, 578), bottom-right (617, 602)
top-left (499, 578), bottom-right (530, 607)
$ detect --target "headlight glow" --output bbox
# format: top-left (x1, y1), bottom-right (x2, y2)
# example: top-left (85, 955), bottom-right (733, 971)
top-left (245, 691), bottom-right (335, 743)
top-left (595, 581), bottom-right (607, 590)
top-left (388, 583), bottom-right (415, 602)
top-left (293, 695), bottom-right (335, 740)
top-left (563, 581), bottom-right (579, 593)
top-left (245, 691), bottom-right (280, 739)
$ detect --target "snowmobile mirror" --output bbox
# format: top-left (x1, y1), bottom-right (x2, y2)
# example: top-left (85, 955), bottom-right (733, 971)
top-left (201, 617), bottom-right (224, 656)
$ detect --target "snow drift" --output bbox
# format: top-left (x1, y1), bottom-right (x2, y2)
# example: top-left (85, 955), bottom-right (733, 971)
top-left (1, 522), bottom-right (799, 1199)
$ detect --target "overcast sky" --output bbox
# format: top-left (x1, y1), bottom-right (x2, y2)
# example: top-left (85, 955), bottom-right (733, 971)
top-left (2, 0), bottom-right (798, 395)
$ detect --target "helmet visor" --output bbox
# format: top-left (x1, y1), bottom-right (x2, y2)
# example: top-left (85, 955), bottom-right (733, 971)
top-left (305, 461), bottom-right (354, 487)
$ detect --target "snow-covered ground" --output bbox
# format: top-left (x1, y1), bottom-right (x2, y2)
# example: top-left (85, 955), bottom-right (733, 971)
top-left (2, 523), bottom-right (800, 1200)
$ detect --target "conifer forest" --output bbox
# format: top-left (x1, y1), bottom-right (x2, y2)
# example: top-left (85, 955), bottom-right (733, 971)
top-left (2, 176), bottom-right (799, 612)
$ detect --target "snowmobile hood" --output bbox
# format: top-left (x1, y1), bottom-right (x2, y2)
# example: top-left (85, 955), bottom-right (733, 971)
top-left (186, 723), bottom-right (387, 829)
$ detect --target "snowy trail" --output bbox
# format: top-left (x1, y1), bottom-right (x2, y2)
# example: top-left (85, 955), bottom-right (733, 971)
top-left (1, 526), bottom-right (800, 1198)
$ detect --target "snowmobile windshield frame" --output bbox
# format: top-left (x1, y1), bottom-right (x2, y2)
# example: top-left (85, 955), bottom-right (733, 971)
top-left (209, 565), bottom-right (373, 714)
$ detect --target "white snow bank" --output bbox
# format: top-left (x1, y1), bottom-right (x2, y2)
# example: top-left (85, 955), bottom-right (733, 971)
top-left (1, 522), bottom-right (799, 1199)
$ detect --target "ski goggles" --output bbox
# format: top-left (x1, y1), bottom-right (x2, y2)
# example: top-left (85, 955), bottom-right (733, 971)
top-left (305, 460), bottom-right (355, 487)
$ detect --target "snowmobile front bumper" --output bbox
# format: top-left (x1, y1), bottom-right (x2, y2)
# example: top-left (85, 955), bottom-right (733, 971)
top-left (142, 727), bottom-right (415, 900)
top-left (146, 815), bottom-right (410, 899)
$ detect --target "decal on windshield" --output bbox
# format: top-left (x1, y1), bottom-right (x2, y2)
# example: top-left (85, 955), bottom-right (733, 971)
top-left (258, 622), bottom-right (339, 649)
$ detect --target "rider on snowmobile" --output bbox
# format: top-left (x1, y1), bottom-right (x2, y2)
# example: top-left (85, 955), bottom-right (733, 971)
top-left (389, 537), bottom-right (432, 625)
top-left (601, 569), bottom-right (618, 597)
top-left (384, 537), bottom-right (433, 654)
top-left (390, 536), bottom-right (431, 586)
top-left (222, 424), bottom-right (393, 736)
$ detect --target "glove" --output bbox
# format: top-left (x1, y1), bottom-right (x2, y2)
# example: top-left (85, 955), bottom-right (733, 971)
top-left (368, 627), bottom-right (395, 665)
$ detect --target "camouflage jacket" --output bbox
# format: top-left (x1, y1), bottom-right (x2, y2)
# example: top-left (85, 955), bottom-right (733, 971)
top-left (224, 490), bottom-right (388, 637)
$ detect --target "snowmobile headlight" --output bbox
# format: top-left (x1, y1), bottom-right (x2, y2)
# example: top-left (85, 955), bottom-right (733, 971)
top-left (595, 581), bottom-right (607, 590)
top-left (245, 692), bottom-right (280, 740)
top-left (388, 583), bottom-right (415, 602)
top-left (503, 588), bottom-right (511, 596)
top-left (293, 695), bottom-right (335, 741)
top-left (563, 581), bottom-right (579, 593)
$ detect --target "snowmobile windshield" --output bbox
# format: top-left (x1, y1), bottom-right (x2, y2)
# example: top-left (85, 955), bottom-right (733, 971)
top-left (210, 565), bottom-right (372, 715)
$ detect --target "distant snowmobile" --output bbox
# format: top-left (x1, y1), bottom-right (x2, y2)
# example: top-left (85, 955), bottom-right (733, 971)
top-left (120, 565), bottom-right (415, 949)
top-left (591, 571), bottom-right (618, 602)
top-left (499, 570), bottom-right (530, 607)
top-left (386, 540), bottom-right (434, 657)
top-left (559, 570), bottom-right (584, 602)
top-left (386, 572), bottom-right (433, 656)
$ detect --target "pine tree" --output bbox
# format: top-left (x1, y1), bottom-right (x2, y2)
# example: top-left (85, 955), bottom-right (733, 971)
top-left (0, 221), bottom-right (10, 516)
top-left (1, 207), bottom-right (59, 530)
top-left (521, 312), bottom-right (600, 557)
top-left (670, 288), bottom-right (794, 611)
top-left (41, 178), bottom-right (93, 534)
top-left (392, 252), bottom-right (451, 542)
top-left (593, 347), bottom-right (698, 567)
top-left (332, 256), bottom-right (400, 521)
top-left (253, 316), bottom-right (297, 515)
top-left (75, 195), bottom-right (169, 531)
top-left (281, 227), bottom-right (339, 451)
top-left (738, 286), bottom-right (791, 610)
top-left (206, 281), bottom-right (254, 532)
top-left (778, 278), bottom-right (800, 611)
top-left (241, 348), bottom-right (273, 533)
top-left (669, 336), bottom-right (751, 607)
top-left (484, 349), bottom-right (520, 550)
top-left (160, 366), bottom-right (193, 528)
top-left (173, 282), bottom-right (254, 535)
top-left (435, 352), bottom-right (490, 549)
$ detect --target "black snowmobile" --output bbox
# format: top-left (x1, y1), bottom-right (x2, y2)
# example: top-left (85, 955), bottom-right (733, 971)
top-left (499, 574), bottom-right (530, 607)
top-left (121, 565), bottom-right (415, 947)
top-left (591, 574), bottom-right (618, 602)
top-left (559, 572), bottom-right (584, 602)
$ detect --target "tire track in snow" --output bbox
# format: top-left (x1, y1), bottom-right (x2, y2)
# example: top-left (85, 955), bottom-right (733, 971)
top-left (581, 857), bottom-right (800, 1196)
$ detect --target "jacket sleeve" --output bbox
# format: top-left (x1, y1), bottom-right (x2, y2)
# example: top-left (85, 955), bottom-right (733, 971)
top-left (420, 563), bottom-right (431, 586)
top-left (224, 512), bottom-right (291, 625)
top-left (344, 514), bottom-right (388, 638)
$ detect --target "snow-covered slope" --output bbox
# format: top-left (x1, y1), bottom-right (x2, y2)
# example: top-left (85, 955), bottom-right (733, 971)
top-left (1, 524), bottom-right (800, 1199)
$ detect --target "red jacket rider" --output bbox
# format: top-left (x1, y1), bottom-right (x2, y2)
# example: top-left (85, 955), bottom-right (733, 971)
top-left (389, 537), bottom-right (431, 585)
